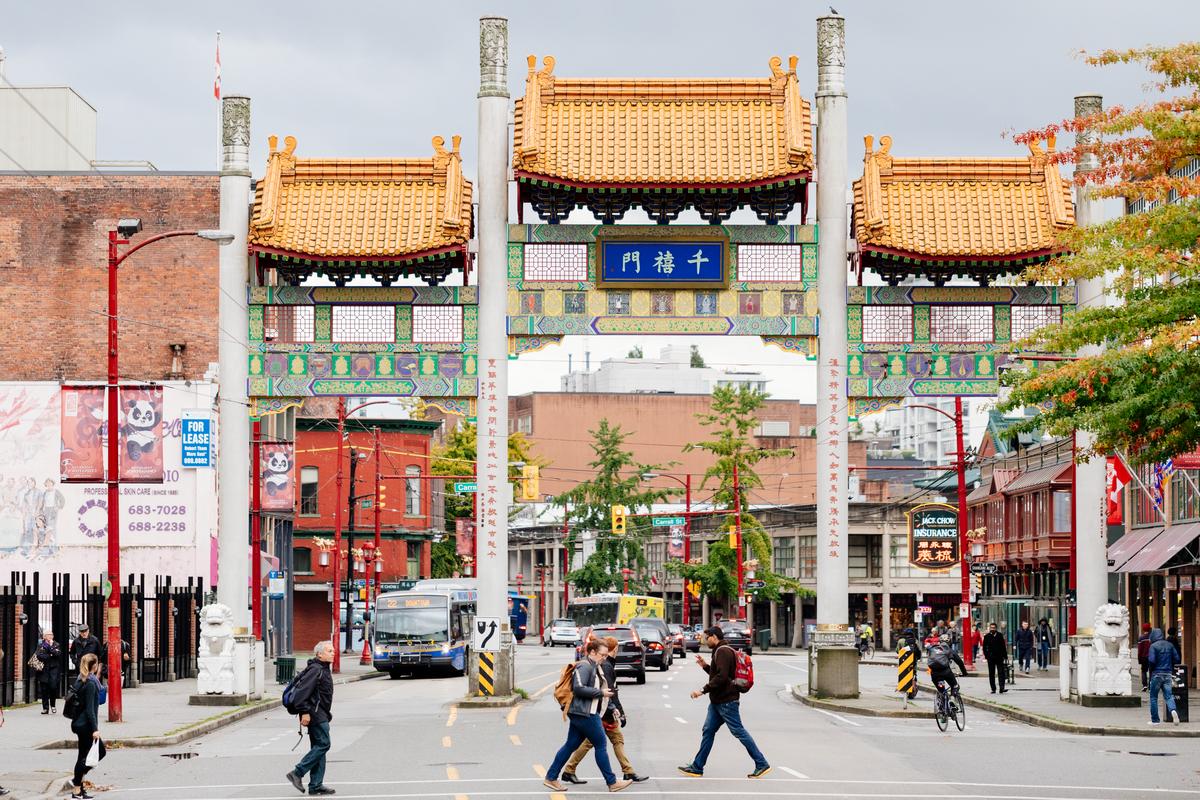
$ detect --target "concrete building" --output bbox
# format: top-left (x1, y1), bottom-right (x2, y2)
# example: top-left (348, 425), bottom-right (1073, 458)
top-left (0, 85), bottom-right (96, 171)
top-left (877, 396), bottom-right (969, 464)
top-left (560, 345), bottom-right (768, 395)
top-left (508, 391), bottom-right (874, 505)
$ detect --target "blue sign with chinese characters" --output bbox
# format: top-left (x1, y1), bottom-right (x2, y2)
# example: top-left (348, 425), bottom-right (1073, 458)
top-left (598, 240), bottom-right (727, 288)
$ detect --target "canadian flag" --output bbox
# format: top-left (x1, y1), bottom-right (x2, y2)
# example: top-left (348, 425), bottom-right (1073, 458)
top-left (1106, 455), bottom-right (1132, 525)
top-left (213, 32), bottom-right (221, 100)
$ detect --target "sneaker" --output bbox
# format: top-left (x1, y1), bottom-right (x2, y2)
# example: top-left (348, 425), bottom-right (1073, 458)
top-left (286, 771), bottom-right (305, 794)
top-left (562, 773), bottom-right (587, 785)
top-left (309, 788), bottom-right (336, 796)
top-left (608, 780), bottom-right (632, 793)
top-left (749, 766), bottom-right (772, 779)
top-left (543, 779), bottom-right (567, 791)
top-left (624, 773), bottom-right (648, 783)
top-left (677, 764), bottom-right (703, 777)
top-left (1148, 720), bottom-right (1160, 725)
top-left (70, 791), bottom-right (93, 800)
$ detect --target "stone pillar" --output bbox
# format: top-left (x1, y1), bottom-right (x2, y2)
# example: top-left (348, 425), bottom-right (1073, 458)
top-left (769, 600), bottom-right (779, 646)
top-left (882, 520), bottom-right (893, 649)
top-left (473, 16), bottom-right (514, 696)
top-left (1072, 94), bottom-right (1109, 637)
top-left (814, 13), bottom-right (850, 634)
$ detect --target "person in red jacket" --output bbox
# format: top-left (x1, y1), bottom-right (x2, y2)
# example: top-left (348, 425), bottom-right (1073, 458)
top-left (1137, 623), bottom-right (1153, 691)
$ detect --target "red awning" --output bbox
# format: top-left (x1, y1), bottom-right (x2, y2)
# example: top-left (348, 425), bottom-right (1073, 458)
top-left (1108, 527), bottom-right (1163, 571)
top-left (1117, 522), bottom-right (1200, 573)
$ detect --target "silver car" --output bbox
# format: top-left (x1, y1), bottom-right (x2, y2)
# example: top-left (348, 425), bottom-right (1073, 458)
top-left (542, 618), bottom-right (580, 647)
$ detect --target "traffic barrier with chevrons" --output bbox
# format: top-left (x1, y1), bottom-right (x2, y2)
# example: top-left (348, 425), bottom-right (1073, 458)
top-left (478, 652), bottom-right (495, 696)
top-left (897, 645), bottom-right (917, 700)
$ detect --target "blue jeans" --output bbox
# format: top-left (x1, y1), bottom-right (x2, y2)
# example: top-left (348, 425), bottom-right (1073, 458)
top-left (1018, 647), bottom-right (1032, 672)
top-left (548, 714), bottom-right (616, 785)
top-left (295, 721), bottom-right (331, 789)
top-left (690, 701), bottom-right (768, 772)
top-left (1149, 673), bottom-right (1178, 723)
top-left (1037, 642), bottom-right (1051, 669)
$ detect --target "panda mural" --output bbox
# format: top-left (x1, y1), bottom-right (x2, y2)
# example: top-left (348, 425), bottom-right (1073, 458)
top-left (260, 443), bottom-right (295, 510)
top-left (118, 387), bottom-right (164, 481)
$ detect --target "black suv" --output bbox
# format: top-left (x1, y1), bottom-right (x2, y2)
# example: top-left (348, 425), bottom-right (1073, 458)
top-left (579, 625), bottom-right (647, 685)
top-left (630, 618), bottom-right (674, 670)
top-left (718, 619), bottom-right (753, 654)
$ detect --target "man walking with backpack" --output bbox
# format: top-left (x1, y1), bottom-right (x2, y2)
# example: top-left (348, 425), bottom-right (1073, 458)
top-left (286, 641), bottom-right (336, 796)
top-left (678, 626), bottom-right (770, 780)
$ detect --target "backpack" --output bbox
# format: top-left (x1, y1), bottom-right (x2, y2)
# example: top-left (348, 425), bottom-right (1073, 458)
top-left (722, 645), bottom-right (755, 693)
top-left (1138, 637), bottom-right (1152, 664)
top-left (552, 662), bottom-right (577, 719)
top-left (282, 665), bottom-right (319, 715)
top-left (927, 644), bottom-right (952, 670)
top-left (62, 678), bottom-right (83, 720)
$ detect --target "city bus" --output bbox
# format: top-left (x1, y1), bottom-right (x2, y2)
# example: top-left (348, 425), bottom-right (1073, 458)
top-left (407, 579), bottom-right (531, 641)
top-left (569, 593), bottom-right (666, 628)
top-left (370, 585), bottom-right (476, 677)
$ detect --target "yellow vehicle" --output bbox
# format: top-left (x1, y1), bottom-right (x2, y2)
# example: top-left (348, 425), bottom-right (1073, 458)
top-left (569, 593), bottom-right (666, 628)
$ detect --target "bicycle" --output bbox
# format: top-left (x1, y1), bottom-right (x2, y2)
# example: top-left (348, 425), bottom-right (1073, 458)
top-left (934, 680), bottom-right (966, 732)
top-left (858, 639), bottom-right (875, 660)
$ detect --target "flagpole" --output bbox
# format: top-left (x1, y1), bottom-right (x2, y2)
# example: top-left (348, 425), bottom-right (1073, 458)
top-left (215, 30), bottom-right (221, 171)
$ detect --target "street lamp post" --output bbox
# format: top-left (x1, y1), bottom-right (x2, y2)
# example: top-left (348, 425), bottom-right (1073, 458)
top-left (536, 564), bottom-right (548, 640)
top-left (105, 221), bottom-right (232, 722)
top-left (621, 568), bottom-right (633, 595)
top-left (909, 398), bottom-right (973, 670)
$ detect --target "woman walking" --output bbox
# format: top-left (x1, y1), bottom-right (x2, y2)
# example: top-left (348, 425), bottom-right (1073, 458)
top-left (36, 630), bottom-right (62, 713)
top-left (69, 653), bottom-right (103, 799)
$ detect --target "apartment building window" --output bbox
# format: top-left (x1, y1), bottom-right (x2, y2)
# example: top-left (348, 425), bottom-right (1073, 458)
top-left (890, 536), bottom-right (917, 578)
top-left (797, 536), bottom-right (816, 578)
top-left (1172, 469), bottom-right (1200, 523)
top-left (647, 542), bottom-right (665, 576)
top-left (773, 538), bottom-right (796, 576)
top-left (405, 466), bottom-right (422, 516)
top-left (1134, 463), bottom-right (1160, 526)
top-left (1052, 490), bottom-right (1072, 533)
top-left (300, 466), bottom-right (319, 516)
top-left (293, 546), bottom-right (313, 574)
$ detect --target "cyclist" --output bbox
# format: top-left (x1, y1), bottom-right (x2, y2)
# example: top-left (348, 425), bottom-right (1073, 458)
top-left (857, 622), bottom-right (874, 656)
top-left (927, 634), bottom-right (968, 698)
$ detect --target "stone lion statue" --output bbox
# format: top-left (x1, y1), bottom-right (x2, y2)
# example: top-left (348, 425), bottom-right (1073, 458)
top-left (196, 603), bottom-right (235, 694)
top-left (1091, 603), bottom-right (1132, 695)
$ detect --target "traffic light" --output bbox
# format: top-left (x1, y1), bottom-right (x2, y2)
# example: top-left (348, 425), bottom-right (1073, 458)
top-left (728, 528), bottom-right (737, 549)
top-left (378, 482), bottom-right (387, 510)
top-left (611, 504), bottom-right (627, 536)
top-left (520, 464), bottom-right (540, 501)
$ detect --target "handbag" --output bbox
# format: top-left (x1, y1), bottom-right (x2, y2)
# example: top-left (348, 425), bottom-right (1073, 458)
top-left (27, 653), bottom-right (43, 672)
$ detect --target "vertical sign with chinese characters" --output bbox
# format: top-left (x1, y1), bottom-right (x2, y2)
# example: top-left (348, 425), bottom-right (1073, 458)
top-left (908, 503), bottom-right (960, 570)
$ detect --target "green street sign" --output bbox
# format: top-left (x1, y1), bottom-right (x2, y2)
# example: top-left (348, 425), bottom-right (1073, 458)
top-left (454, 482), bottom-right (478, 493)
top-left (360, 498), bottom-right (373, 509)
top-left (652, 516), bottom-right (686, 527)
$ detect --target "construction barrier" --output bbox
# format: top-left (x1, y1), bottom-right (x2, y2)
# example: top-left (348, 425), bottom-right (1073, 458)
top-left (478, 651), bottom-right (496, 696)
top-left (897, 645), bottom-right (917, 707)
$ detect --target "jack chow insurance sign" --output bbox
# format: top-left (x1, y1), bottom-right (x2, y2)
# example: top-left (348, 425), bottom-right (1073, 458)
top-left (908, 502), bottom-right (959, 571)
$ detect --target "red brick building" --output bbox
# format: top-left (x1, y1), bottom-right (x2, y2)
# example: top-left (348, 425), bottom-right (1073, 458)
top-left (291, 417), bottom-right (443, 651)
top-left (0, 173), bottom-right (220, 381)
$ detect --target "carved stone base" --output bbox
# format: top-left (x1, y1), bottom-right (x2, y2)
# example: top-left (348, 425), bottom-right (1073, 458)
top-left (1080, 693), bottom-right (1141, 708)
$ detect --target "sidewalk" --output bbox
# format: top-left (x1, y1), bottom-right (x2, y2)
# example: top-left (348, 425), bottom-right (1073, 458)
top-left (0, 655), bottom-right (381, 798)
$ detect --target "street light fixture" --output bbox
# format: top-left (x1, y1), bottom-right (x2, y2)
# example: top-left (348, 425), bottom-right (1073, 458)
top-left (103, 221), bottom-right (233, 723)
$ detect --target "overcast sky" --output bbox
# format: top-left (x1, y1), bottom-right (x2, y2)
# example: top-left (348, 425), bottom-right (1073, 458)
top-left (4, 0), bottom-right (1192, 426)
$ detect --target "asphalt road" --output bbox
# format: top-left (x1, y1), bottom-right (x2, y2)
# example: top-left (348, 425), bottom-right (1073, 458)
top-left (59, 647), bottom-right (1200, 799)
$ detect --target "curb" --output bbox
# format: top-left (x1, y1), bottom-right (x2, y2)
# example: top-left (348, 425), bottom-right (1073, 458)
top-left (457, 694), bottom-right (522, 708)
top-left (913, 684), bottom-right (1200, 737)
top-left (791, 685), bottom-right (928, 719)
top-left (35, 669), bottom-right (384, 750)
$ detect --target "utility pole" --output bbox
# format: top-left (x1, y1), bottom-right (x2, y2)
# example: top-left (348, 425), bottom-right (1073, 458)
top-left (332, 397), bottom-right (345, 673)
top-left (346, 447), bottom-right (360, 653)
top-left (734, 462), bottom-right (744, 621)
top-left (373, 427), bottom-right (381, 605)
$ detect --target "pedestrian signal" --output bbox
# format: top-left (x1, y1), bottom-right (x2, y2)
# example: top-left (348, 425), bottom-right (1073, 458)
top-left (611, 504), bottom-right (627, 536)
top-left (520, 465), bottom-right (540, 501)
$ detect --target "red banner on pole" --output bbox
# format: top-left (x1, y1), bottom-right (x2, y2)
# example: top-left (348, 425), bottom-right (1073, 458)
top-left (118, 386), bottom-right (164, 483)
top-left (60, 386), bottom-right (106, 482)
top-left (456, 518), bottom-right (475, 556)
top-left (260, 442), bottom-right (295, 511)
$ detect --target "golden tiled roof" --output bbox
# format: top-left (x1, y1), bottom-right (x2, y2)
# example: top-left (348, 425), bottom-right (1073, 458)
top-left (512, 56), bottom-right (812, 187)
top-left (249, 135), bottom-right (472, 260)
top-left (853, 136), bottom-right (1074, 260)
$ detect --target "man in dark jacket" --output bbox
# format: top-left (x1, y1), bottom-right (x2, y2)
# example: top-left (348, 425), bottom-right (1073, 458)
top-left (1015, 621), bottom-right (1035, 674)
top-left (543, 639), bottom-right (631, 793)
top-left (982, 622), bottom-right (1008, 693)
top-left (1137, 622), bottom-right (1153, 690)
top-left (562, 636), bottom-right (647, 784)
top-left (1035, 619), bottom-right (1055, 671)
top-left (678, 626), bottom-right (770, 780)
top-left (1147, 628), bottom-right (1182, 724)
top-left (286, 641), bottom-right (336, 796)
top-left (68, 625), bottom-right (101, 671)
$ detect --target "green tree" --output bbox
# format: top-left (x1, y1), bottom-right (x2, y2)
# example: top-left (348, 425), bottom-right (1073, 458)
top-left (1001, 43), bottom-right (1200, 464)
top-left (627, 346), bottom-right (643, 359)
top-left (555, 419), bottom-right (676, 595)
top-left (667, 386), bottom-right (808, 607)
top-left (690, 345), bottom-right (706, 368)
top-left (430, 537), bottom-right (461, 579)
top-left (430, 423), bottom-right (543, 527)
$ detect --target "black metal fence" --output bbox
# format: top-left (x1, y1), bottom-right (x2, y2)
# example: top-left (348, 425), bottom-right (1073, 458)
top-left (0, 572), bottom-right (204, 707)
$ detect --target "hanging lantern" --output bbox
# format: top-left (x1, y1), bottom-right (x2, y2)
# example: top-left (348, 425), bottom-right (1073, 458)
top-left (375, 559), bottom-right (384, 574)
top-left (319, 551), bottom-right (330, 567)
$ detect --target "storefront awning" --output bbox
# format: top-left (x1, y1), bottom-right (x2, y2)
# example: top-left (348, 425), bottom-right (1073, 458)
top-left (1002, 462), bottom-right (1071, 494)
top-left (1117, 522), bottom-right (1200, 573)
top-left (1108, 527), bottom-right (1163, 571)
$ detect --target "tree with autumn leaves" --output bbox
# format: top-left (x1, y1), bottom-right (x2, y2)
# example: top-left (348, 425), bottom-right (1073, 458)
top-left (1001, 43), bottom-right (1200, 465)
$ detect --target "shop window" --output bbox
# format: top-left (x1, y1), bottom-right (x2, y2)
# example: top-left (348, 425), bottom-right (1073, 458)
top-left (1172, 469), bottom-right (1200, 523)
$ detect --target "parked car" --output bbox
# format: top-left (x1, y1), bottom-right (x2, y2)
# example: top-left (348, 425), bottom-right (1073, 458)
top-left (577, 624), bottom-right (647, 684)
top-left (542, 618), bottom-right (580, 647)
top-left (667, 623), bottom-right (690, 656)
top-left (718, 619), bottom-right (753, 654)
top-left (639, 627), bottom-right (673, 671)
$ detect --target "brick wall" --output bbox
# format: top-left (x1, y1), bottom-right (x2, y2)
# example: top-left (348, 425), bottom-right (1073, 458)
top-left (294, 592), bottom-right (334, 654)
top-left (0, 173), bottom-right (221, 381)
